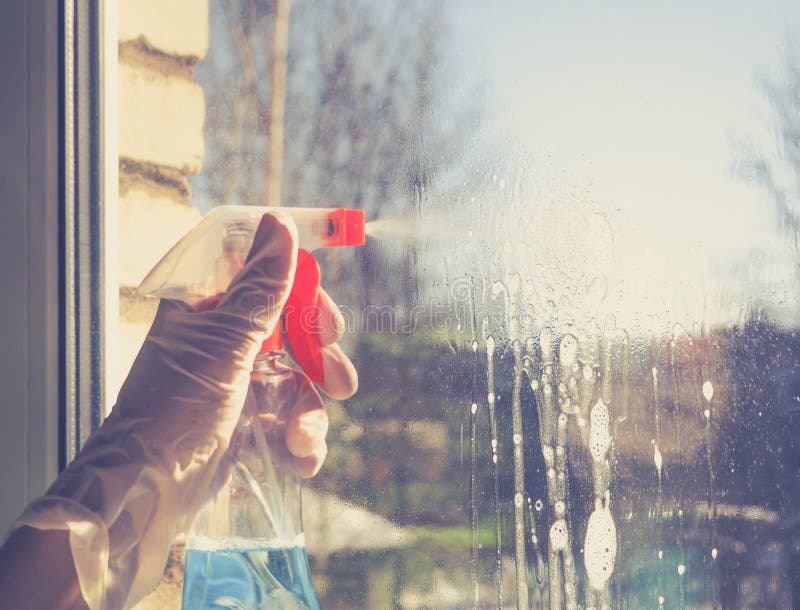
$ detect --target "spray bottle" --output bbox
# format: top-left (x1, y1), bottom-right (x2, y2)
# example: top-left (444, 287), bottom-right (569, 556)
top-left (139, 205), bottom-right (365, 610)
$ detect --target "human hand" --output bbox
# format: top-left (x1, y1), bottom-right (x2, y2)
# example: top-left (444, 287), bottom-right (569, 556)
top-left (10, 211), bottom-right (357, 610)
top-left (192, 217), bottom-right (358, 478)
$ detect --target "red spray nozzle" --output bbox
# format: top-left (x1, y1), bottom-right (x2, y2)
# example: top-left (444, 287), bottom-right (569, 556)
top-left (324, 208), bottom-right (366, 247)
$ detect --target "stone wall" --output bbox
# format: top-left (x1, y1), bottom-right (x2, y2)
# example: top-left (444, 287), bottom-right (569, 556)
top-left (117, 0), bottom-right (207, 383)
top-left (118, 2), bottom-right (209, 608)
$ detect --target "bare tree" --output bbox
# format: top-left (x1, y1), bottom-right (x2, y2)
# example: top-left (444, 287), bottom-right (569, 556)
top-left (266, 0), bottom-right (291, 206)
top-left (193, 0), bottom-right (478, 309)
top-left (737, 39), bottom-right (800, 266)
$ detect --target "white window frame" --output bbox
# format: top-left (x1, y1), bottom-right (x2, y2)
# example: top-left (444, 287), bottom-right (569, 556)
top-left (0, 0), bottom-right (118, 531)
top-left (0, 0), bottom-right (61, 532)
top-left (63, 0), bottom-right (118, 461)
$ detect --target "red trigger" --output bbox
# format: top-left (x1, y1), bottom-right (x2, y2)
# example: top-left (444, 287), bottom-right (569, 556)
top-left (284, 249), bottom-right (325, 383)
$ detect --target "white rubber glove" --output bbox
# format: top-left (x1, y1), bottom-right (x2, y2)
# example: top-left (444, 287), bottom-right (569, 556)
top-left (9, 212), bottom-right (318, 610)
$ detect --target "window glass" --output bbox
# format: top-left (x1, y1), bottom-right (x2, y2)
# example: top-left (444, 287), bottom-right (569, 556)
top-left (135, 1), bottom-right (800, 607)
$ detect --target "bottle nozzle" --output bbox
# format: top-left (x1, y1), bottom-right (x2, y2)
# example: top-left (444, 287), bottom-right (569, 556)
top-left (323, 208), bottom-right (365, 247)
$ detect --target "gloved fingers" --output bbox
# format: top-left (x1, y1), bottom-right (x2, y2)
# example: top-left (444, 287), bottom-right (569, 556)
top-left (214, 211), bottom-right (298, 337)
top-left (316, 288), bottom-right (346, 346)
top-left (318, 342), bottom-right (358, 400)
top-left (286, 408), bottom-right (329, 459)
top-left (148, 296), bottom-right (194, 330)
top-left (281, 288), bottom-right (357, 400)
top-left (314, 288), bottom-right (358, 400)
top-left (207, 454), bottom-right (234, 497)
top-left (256, 382), bottom-right (328, 479)
top-left (284, 378), bottom-right (328, 459)
top-left (131, 212), bottom-right (299, 405)
top-left (290, 441), bottom-right (328, 479)
top-left (163, 212), bottom-right (297, 319)
top-left (194, 293), bottom-right (222, 312)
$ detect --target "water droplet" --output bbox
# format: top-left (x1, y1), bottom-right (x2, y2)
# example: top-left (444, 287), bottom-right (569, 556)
top-left (677, 564), bottom-right (685, 576)
top-left (711, 548), bottom-right (718, 559)
top-left (560, 334), bottom-right (579, 367)
top-left (604, 314), bottom-right (617, 337)
top-left (534, 499), bottom-right (543, 511)
top-left (654, 445), bottom-right (663, 474)
top-left (540, 327), bottom-right (553, 356)
top-left (491, 439), bottom-right (498, 449)
top-left (704, 409), bottom-right (710, 419)
top-left (471, 340), bottom-right (478, 352)
top-left (589, 398), bottom-right (611, 462)
top-left (549, 519), bottom-right (569, 551)
top-left (513, 433), bottom-right (522, 445)
top-left (584, 504), bottom-right (617, 589)
top-left (487, 391), bottom-right (496, 404)
top-left (470, 402), bottom-right (478, 415)
top-left (703, 381), bottom-right (714, 402)
top-left (658, 596), bottom-right (665, 606)
top-left (658, 549), bottom-right (663, 560)
top-left (490, 280), bottom-right (507, 302)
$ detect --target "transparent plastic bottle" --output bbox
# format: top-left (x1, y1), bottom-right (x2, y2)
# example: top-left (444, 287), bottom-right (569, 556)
top-left (182, 344), bottom-right (320, 610)
top-left (140, 206), bottom-right (365, 608)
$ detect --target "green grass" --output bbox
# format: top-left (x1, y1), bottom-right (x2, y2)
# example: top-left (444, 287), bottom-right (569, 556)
top-left (406, 524), bottom-right (497, 549)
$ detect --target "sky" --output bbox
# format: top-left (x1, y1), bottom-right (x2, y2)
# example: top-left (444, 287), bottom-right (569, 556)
top-left (189, 1), bottom-right (800, 332)
top-left (443, 1), bottom-right (800, 330)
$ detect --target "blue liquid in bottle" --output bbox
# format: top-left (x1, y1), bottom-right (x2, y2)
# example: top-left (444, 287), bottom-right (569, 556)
top-left (182, 349), bottom-right (321, 610)
top-left (182, 536), bottom-right (319, 610)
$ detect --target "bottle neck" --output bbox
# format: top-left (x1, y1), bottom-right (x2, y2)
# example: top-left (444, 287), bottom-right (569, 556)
top-left (253, 350), bottom-right (286, 372)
